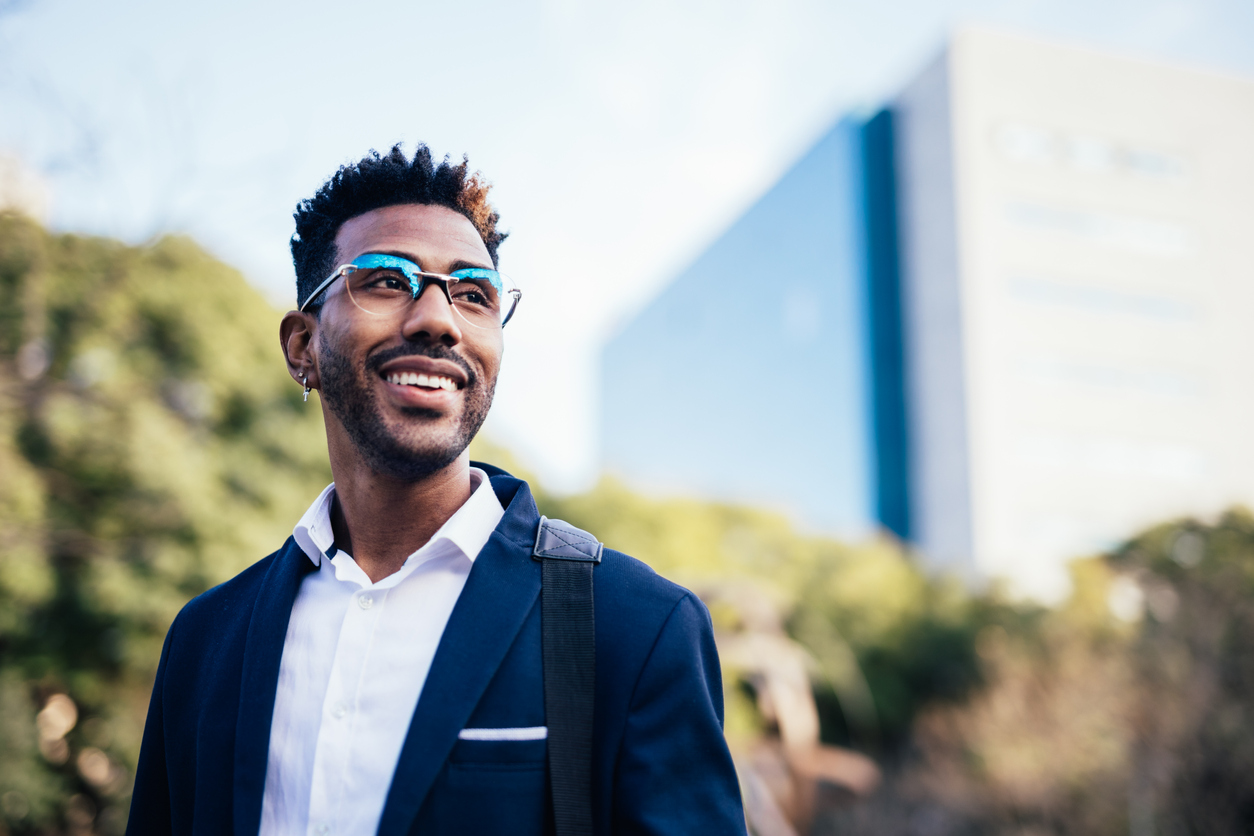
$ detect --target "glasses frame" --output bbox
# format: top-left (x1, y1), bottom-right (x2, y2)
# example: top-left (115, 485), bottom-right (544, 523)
top-left (299, 252), bottom-right (521, 327)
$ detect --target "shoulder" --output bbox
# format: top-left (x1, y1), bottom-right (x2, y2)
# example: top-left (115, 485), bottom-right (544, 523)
top-left (590, 546), bottom-right (713, 656)
top-left (595, 547), bottom-right (696, 613)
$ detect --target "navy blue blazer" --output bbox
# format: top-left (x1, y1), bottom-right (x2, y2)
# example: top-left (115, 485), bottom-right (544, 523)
top-left (127, 467), bottom-right (747, 835)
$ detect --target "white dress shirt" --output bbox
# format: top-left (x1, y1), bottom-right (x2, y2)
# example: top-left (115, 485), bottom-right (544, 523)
top-left (259, 468), bottom-right (506, 836)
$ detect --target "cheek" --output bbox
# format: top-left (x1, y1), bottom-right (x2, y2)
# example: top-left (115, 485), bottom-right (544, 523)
top-left (472, 335), bottom-right (505, 377)
top-left (317, 314), bottom-right (385, 363)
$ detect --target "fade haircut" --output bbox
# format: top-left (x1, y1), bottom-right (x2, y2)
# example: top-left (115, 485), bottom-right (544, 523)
top-left (291, 143), bottom-right (507, 310)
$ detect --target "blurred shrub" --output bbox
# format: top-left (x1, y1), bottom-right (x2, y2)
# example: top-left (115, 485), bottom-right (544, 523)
top-left (0, 213), bottom-right (331, 834)
top-left (1109, 511), bottom-right (1254, 836)
top-left (815, 512), bottom-right (1254, 835)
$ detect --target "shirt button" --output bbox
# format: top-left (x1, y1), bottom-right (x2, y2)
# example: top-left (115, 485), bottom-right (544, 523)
top-left (313, 825), bottom-right (331, 836)
top-left (330, 702), bottom-right (349, 720)
top-left (358, 593), bottom-right (374, 610)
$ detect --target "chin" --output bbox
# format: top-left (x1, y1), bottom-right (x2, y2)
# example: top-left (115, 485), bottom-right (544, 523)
top-left (361, 440), bottom-right (465, 482)
top-left (353, 421), bottom-right (470, 482)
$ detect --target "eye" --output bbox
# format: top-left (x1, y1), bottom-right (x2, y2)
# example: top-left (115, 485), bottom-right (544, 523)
top-left (362, 270), bottom-right (410, 293)
top-left (451, 281), bottom-right (496, 309)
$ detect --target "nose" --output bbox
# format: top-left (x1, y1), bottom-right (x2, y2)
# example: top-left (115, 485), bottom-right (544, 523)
top-left (400, 280), bottom-right (463, 346)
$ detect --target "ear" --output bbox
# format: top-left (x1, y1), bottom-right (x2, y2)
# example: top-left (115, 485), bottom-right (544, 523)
top-left (279, 310), bottom-right (320, 392)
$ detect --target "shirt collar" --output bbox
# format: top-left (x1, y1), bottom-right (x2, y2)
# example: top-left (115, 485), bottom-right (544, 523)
top-left (291, 467), bottom-right (506, 569)
top-left (293, 483), bottom-right (337, 566)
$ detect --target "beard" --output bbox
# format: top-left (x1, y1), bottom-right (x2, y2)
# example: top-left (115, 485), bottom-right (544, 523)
top-left (317, 330), bottom-right (495, 482)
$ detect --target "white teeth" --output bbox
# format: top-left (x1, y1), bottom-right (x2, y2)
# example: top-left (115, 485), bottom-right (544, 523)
top-left (385, 371), bottom-right (457, 390)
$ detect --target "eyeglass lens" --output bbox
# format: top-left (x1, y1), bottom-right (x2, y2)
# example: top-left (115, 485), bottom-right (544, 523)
top-left (342, 268), bottom-right (519, 328)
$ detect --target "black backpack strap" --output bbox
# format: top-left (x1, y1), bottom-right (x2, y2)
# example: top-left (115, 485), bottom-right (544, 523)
top-left (532, 516), bottom-right (602, 836)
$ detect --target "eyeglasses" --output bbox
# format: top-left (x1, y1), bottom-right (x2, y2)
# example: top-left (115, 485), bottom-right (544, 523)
top-left (299, 253), bottom-right (521, 329)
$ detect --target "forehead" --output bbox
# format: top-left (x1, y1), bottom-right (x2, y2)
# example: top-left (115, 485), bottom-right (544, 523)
top-left (334, 204), bottom-right (492, 270)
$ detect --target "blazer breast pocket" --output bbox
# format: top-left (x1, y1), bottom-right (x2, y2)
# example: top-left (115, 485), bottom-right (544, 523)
top-left (450, 727), bottom-right (547, 771)
top-left (429, 728), bottom-right (550, 833)
top-left (413, 726), bottom-right (551, 832)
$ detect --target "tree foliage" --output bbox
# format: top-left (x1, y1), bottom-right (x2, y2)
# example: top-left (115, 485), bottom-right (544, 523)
top-left (0, 213), bottom-right (331, 833)
top-left (815, 516), bottom-right (1254, 835)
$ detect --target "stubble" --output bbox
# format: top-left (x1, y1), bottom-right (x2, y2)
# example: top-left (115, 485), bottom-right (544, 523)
top-left (316, 330), bottom-right (495, 482)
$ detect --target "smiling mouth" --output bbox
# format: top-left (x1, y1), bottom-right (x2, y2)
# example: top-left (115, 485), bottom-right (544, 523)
top-left (385, 371), bottom-right (460, 392)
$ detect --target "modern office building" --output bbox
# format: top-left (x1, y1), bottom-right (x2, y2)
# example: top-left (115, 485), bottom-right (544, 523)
top-left (601, 29), bottom-right (1254, 597)
top-left (601, 119), bottom-right (876, 535)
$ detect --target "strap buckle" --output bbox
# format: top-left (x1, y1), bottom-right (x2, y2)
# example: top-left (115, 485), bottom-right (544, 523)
top-left (532, 516), bottom-right (603, 563)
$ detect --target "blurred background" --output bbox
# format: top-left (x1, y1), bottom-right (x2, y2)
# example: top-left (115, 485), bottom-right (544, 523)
top-left (2, 1), bottom-right (1253, 834)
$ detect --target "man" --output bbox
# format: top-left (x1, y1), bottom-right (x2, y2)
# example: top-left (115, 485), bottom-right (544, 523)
top-left (127, 145), bottom-right (746, 835)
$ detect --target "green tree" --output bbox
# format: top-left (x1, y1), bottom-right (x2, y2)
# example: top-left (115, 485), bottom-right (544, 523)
top-left (0, 213), bottom-right (331, 833)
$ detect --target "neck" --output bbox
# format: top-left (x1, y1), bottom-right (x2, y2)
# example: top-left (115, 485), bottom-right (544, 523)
top-left (327, 446), bottom-right (473, 584)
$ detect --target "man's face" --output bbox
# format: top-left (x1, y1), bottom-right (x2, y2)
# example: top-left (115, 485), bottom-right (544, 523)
top-left (311, 204), bottom-right (504, 481)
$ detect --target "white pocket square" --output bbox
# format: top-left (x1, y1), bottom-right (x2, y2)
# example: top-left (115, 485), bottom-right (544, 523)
top-left (458, 726), bottom-right (548, 741)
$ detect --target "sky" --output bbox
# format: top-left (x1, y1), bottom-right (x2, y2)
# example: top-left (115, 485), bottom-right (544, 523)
top-left (2, 0), bottom-right (1252, 492)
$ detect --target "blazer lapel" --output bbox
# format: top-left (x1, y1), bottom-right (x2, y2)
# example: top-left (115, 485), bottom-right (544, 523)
top-left (232, 538), bottom-right (316, 836)
top-left (376, 476), bottom-right (542, 836)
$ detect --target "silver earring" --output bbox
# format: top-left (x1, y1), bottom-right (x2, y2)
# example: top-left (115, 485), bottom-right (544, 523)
top-left (302, 374), bottom-right (311, 403)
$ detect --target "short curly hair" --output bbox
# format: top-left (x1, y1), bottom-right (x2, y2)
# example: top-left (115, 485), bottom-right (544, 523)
top-left (290, 144), bottom-right (507, 310)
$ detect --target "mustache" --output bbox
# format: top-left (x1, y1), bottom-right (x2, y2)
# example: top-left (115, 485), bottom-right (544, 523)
top-left (365, 342), bottom-right (476, 385)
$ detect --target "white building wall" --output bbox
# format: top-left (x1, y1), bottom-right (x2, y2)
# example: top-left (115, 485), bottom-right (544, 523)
top-left (903, 28), bottom-right (1254, 598)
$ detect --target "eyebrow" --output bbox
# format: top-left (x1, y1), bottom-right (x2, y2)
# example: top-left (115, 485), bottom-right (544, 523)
top-left (449, 259), bottom-right (497, 274)
top-left (372, 250), bottom-right (495, 274)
